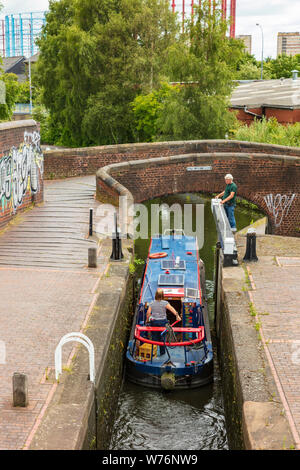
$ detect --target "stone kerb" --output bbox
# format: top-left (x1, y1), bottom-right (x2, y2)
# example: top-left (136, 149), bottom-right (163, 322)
top-left (0, 120), bottom-right (44, 229)
top-left (96, 152), bottom-right (300, 237)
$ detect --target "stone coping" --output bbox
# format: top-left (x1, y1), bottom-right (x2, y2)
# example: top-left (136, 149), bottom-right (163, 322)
top-left (96, 151), bottom-right (300, 198)
top-left (44, 140), bottom-right (300, 157)
top-left (0, 119), bottom-right (36, 131)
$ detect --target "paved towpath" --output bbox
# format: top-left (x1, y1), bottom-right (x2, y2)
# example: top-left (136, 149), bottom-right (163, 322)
top-left (237, 233), bottom-right (300, 449)
top-left (0, 176), bottom-right (109, 450)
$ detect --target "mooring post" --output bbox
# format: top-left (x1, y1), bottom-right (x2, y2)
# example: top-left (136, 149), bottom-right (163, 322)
top-left (110, 213), bottom-right (124, 260)
top-left (89, 208), bottom-right (93, 236)
top-left (13, 372), bottom-right (28, 407)
top-left (243, 228), bottom-right (258, 262)
top-left (88, 247), bottom-right (97, 268)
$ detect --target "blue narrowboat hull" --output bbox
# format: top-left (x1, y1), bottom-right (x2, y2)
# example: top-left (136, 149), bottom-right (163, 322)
top-left (125, 234), bottom-right (214, 390)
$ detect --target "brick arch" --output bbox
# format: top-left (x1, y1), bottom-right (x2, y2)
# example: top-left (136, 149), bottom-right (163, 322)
top-left (96, 152), bottom-right (300, 237)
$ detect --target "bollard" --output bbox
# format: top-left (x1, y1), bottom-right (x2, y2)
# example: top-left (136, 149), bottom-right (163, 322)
top-left (110, 213), bottom-right (123, 261)
top-left (89, 208), bottom-right (93, 236)
top-left (243, 229), bottom-right (258, 262)
top-left (88, 247), bottom-right (97, 267)
top-left (13, 372), bottom-right (28, 407)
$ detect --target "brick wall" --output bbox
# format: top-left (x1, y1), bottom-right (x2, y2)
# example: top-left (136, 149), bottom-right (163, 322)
top-left (96, 152), bottom-right (300, 237)
top-left (232, 107), bottom-right (300, 125)
top-left (43, 140), bottom-right (300, 180)
top-left (0, 120), bottom-right (44, 230)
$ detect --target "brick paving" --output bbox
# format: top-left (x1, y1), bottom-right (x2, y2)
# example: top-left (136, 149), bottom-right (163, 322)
top-left (0, 176), bottom-right (108, 449)
top-left (242, 240), bottom-right (300, 448)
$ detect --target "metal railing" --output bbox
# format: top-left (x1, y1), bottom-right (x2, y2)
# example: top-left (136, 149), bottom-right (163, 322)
top-left (211, 198), bottom-right (237, 265)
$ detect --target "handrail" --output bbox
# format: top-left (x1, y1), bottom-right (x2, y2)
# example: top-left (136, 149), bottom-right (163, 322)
top-left (55, 332), bottom-right (95, 383)
top-left (134, 325), bottom-right (204, 347)
top-left (211, 198), bottom-right (236, 256)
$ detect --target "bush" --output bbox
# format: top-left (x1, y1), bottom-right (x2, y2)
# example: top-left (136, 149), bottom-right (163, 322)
top-left (232, 117), bottom-right (300, 147)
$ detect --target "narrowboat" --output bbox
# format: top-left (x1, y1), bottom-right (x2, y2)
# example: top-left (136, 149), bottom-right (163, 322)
top-left (126, 231), bottom-right (213, 390)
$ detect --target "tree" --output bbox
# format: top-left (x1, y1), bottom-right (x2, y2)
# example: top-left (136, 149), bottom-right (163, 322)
top-left (131, 82), bottom-right (180, 142)
top-left (156, 0), bottom-right (243, 141)
top-left (236, 62), bottom-right (272, 80)
top-left (263, 54), bottom-right (300, 79)
top-left (36, 0), bottom-right (179, 146)
top-left (0, 73), bottom-right (20, 121)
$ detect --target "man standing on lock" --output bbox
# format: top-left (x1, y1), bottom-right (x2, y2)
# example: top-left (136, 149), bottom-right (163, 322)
top-left (216, 174), bottom-right (237, 233)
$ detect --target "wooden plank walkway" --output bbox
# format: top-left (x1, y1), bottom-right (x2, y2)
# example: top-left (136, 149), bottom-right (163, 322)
top-left (0, 177), bottom-right (101, 270)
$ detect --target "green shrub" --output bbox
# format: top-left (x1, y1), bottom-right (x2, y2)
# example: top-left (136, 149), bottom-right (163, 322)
top-left (232, 117), bottom-right (300, 147)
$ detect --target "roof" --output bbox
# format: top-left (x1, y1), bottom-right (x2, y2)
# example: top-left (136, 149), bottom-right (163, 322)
top-left (1, 56), bottom-right (26, 73)
top-left (24, 52), bottom-right (40, 64)
top-left (230, 78), bottom-right (300, 109)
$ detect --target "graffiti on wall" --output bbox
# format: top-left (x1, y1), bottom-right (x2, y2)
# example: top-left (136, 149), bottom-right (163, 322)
top-left (0, 130), bottom-right (43, 213)
top-left (264, 193), bottom-right (296, 227)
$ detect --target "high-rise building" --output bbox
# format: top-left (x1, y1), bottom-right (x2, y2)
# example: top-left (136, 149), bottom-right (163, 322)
top-left (277, 32), bottom-right (300, 57)
top-left (236, 35), bottom-right (252, 55)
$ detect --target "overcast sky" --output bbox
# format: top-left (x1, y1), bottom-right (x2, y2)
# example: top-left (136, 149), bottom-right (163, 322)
top-left (1, 0), bottom-right (299, 59)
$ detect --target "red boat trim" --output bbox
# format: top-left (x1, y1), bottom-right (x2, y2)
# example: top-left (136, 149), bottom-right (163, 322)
top-left (134, 325), bottom-right (204, 347)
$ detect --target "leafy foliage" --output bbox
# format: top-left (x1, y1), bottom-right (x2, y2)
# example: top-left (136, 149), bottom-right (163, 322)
top-left (232, 117), bottom-right (300, 147)
top-left (263, 54), bottom-right (300, 79)
top-left (154, 0), bottom-right (243, 141)
top-left (131, 83), bottom-right (179, 142)
top-left (235, 62), bottom-right (272, 80)
top-left (0, 73), bottom-right (20, 121)
top-left (36, 0), bottom-right (179, 146)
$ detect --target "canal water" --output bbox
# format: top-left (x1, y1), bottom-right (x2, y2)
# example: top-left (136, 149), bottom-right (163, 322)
top-left (109, 193), bottom-right (262, 450)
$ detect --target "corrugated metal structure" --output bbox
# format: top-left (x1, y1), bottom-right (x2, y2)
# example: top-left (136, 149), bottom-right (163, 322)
top-left (0, 2), bottom-right (237, 57)
top-left (172, 0), bottom-right (236, 36)
top-left (0, 12), bottom-right (46, 58)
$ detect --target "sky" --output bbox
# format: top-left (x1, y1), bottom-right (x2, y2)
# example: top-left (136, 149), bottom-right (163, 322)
top-left (1, 0), bottom-right (299, 59)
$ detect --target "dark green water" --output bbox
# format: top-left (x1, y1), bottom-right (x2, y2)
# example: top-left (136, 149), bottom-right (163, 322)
top-left (109, 193), bottom-right (262, 450)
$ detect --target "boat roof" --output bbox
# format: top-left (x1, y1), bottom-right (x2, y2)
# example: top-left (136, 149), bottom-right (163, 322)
top-left (139, 234), bottom-right (202, 305)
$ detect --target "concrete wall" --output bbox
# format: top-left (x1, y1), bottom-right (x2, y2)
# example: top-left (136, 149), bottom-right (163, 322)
top-left (0, 120), bottom-right (43, 229)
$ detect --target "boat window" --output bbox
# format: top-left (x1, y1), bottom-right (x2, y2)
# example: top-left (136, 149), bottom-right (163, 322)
top-left (158, 274), bottom-right (185, 286)
top-left (185, 288), bottom-right (199, 299)
top-left (161, 260), bottom-right (186, 270)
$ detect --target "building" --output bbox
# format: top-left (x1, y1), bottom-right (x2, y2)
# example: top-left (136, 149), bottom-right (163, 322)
top-left (171, 0), bottom-right (237, 36)
top-left (236, 35), bottom-right (252, 55)
top-left (277, 32), bottom-right (300, 57)
top-left (230, 74), bottom-right (300, 125)
top-left (0, 56), bottom-right (26, 81)
top-left (0, 12), bottom-right (46, 58)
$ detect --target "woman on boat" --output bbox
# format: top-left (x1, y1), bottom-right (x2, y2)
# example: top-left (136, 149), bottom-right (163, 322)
top-left (146, 288), bottom-right (181, 355)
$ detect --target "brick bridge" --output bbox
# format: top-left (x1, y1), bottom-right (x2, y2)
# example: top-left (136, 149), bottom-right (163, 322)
top-left (89, 143), bottom-right (299, 237)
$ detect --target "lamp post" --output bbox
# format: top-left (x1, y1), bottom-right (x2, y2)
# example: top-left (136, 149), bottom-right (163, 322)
top-left (256, 23), bottom-right (264, 80)
top-left (28, 55), bottom-right (33, 114)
